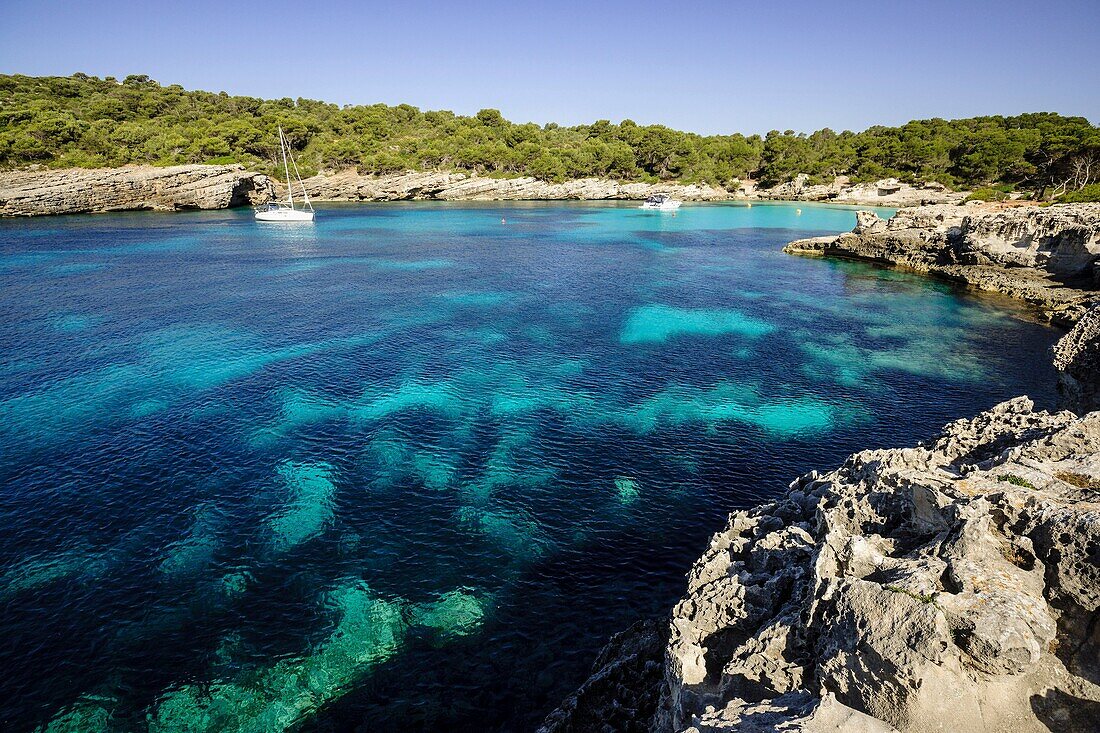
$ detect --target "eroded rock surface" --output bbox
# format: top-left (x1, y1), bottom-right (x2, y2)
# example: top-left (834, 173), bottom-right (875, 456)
top-left (785, 203), bottom-right (1100, 324)
top-left (286, 169), bottom-right (732, 202)
top-left (1054, 303), bottom-right (1100, 414)
top-left (294, 170), bottom-right (963, 206)
top-left (657, 397), bottom-right (1100, 733)
top-left (756, 176), bottom-right (964, 207)
top-left (0, 165), bottom-right (274, 216)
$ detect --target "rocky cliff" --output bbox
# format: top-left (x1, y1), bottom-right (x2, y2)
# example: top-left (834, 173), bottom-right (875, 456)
top-left (288, 169), bottom-right (963, 206)
top-left (752, 175), bottom-right (965, 207)
top-left (0, 165), bottom-right (963, 214)
top-left (284, 169), bottom-right (733, 202)
top-left (785, 203), bottom-right (1100, 326)
top-left (542, 393), bottom-right (1100, 733)
top-left (0, 165), bottom-right (274, 216)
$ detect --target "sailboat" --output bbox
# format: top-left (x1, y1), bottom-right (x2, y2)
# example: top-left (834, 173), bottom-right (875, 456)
top-left (256, 126), bottom-right (315, 222)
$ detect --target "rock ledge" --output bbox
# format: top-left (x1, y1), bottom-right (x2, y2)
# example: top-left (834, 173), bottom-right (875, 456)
top-left (0, 165), bottom-right (274, 216)
top-left (785, 203), bottom-right (1100, 325)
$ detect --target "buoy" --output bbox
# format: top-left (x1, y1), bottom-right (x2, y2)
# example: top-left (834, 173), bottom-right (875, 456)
top-left (747, 202), bottom-right (752, 208)
top-left (796, 208), bottom-right (802, 215)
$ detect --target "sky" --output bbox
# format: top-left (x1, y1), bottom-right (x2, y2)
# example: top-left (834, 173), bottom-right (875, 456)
top-left (1, 0), bottom-right (1098, 135)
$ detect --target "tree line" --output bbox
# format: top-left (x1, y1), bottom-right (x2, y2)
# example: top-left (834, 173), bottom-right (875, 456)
top-left (1, 73), bottom-right (1097, 198)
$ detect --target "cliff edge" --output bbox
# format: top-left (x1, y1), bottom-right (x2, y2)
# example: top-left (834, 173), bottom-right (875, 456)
top-left (0, 165), bottom-right (274, 216)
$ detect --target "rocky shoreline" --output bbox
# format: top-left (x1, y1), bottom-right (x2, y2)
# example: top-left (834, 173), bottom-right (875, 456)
top-left (0, 165), bottom-right (960, 216)
top-left (785, 203), bottom-right (1100, 327)
top-left (285, 169), bottom-right (958, 207)
top-left (541, 203), bottom-right (1100, 732)
top-left (0, 164), bottom-right (273, 217)
top-left (540, 308), bottom-right (1100, 732)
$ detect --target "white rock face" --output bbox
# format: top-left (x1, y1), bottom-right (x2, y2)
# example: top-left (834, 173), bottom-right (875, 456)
top-left (288, 169), bottom-right (733, 202)
top-left (293, 169), bottom-right (965, 206)
top-left (757, 176), bottom-right (965, 207)
top-left (956, 204), bottom-right (1100, 276)
top-left (658, 397), bottom-right (1100, 733)
top-left (0, 165), bottom-right (274, 216)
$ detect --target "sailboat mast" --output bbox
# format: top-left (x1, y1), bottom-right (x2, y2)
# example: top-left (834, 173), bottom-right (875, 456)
top-left (279, 127), bottom-right (294, 207)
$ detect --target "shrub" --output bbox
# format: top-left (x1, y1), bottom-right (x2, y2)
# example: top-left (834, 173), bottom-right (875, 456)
top-left (1057, 184), bottom-right (1100, 203)
top-left (1054, 471), bottom-right (1100, 490)
top-left (997, 474), bottom-right (1036, 489)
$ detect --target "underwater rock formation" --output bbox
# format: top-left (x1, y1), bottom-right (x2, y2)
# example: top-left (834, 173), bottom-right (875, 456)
top-left (538, 620), bottom-right (668, 733)
top-left (0, 165), bottom-right (273, 216)
top-left (785, 203), bottom-right (1100, 326)
top-left (543, 397), bottom-right (1100, 732)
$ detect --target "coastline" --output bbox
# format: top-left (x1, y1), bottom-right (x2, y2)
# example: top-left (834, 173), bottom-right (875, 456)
top-left (0, 164), bottom-right (958, 217)
top-left (3, 162), bottom-right (1098, 732)
top-left (537, 204), bottom-right (1100, 732)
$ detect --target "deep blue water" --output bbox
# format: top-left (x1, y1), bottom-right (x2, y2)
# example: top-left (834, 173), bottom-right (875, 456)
top-left (0, 201), bottom-right (1059, 732)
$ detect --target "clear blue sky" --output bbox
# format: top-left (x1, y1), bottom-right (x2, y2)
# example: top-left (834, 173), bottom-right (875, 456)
top-left (1, 0), bottom-right (1097, 135)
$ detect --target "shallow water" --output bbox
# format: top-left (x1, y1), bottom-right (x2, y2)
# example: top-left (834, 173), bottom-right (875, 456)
top-left (0, 201), bottom-right (1059, 731)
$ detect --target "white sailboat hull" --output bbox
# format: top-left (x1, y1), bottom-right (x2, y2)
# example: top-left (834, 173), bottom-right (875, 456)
top-left (256, 207), bottom-right (315, 222)
top-left (640, 200), bottom-right (681, 210)
top-left (255, 126), bottom-right (316, 223)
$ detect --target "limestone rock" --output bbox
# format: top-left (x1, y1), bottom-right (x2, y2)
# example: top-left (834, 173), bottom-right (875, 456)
top-left (784, 203), bottom-right (1100, 324)
top-left (853, 210), bottom-right (887, 234)
top-left (546, 397), bottom-right (1100, 732)
top-left (680, 692), bottom-right (898, 733)
top-left (0, 165), bottom-right (274, 216)
top-left (290, 169), bottom-right (734, 202)
top-left (955, 204), bottom-right (1100, 277)
top-left (655, 397), bottom-right (1100, 733)
top-left (756, 176), bottom-right (965, 207)
top-left (1054, 302), bottom-right (1100, 414)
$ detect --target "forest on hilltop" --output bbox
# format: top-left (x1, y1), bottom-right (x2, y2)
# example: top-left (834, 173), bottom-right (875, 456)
top-left (1, 73), bottom-right (1098, 197)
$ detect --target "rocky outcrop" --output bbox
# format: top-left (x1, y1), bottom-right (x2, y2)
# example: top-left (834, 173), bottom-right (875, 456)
top-left (0, 165), bottom-right (274, 216)
top-left (286, 169), bottom-right (732, 202)
top-left (753, 176), bottom-right (965, 207)
top-left (545, 398), bottom-right (1100, 732)
top-left (292, 169), bottom-right (962, 206)
top-left (657, 396), bottom-right (1100, 733)
top-left (785, 203), bottom-right (1100, 325)
top-left (1054, 303), bottom-right (1100, 414)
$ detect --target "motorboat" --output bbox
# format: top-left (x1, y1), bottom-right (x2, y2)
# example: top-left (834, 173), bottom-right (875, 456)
top-left (640, 193), bottom-right (681, 211)
top-left (256, 126), bottom-right (315, 222)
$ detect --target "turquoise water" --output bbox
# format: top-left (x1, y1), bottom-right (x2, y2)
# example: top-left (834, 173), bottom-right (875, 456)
top-left (0, 202), bottom-right (1059, 731)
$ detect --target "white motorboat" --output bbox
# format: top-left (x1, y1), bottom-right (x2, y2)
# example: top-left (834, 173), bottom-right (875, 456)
top-left (256, 126), bottom-right (315, 222)
top-left (640, 193), bottom-right (681, 211)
